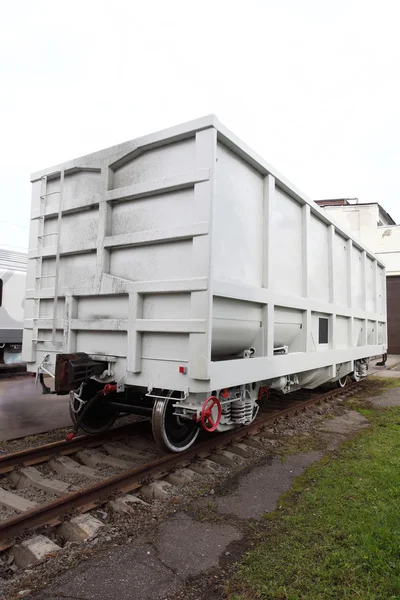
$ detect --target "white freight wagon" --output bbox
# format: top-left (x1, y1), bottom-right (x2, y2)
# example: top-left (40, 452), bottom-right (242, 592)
top-left (23, 115), bottom-right (387, 451)
top-left (0, 249), bottom-right (27, 364)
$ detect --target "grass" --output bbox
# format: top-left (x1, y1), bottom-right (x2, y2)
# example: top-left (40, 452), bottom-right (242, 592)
top-left (361, 375), bottom-right (400, 390)
top-left (227, 390), bottom-right (400, 600)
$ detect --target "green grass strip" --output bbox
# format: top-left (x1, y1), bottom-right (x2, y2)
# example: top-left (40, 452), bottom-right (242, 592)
top-left (228, 402), bottom-right (400, 600)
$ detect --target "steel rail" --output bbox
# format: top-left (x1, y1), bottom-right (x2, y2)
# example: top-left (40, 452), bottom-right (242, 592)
top-left (0, 382), bottom-right (363, 544)
top-left (0, 420), bottom-right (149, 474)
top-left (0, 365), bottom-right (25, 371)
top-left (0, 364), bottom-right (27, 377)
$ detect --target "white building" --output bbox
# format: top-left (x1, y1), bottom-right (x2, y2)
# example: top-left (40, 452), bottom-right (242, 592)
top-left (316, 199), bottom-right (400, 353)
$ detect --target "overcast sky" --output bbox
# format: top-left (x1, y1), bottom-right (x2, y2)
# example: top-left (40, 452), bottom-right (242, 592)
top-left (1, 0), bottom-right (399, 252)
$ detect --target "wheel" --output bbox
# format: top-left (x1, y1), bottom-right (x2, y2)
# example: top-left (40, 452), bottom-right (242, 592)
top-left (70, 380), bottom-right (118, 435)
top-left (152, 396), bottom-right (200, 452)
top-left (351, 370), bottom-right (361, 383)
top-left (336, 376), bottom-right (348, 388)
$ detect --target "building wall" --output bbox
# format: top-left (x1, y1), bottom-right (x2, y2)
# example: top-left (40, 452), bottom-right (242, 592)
top-left (374, 226), bottom-right (400, 276)
top-left (387, 276), bottom-right (400, 354)
top-left (321, 204), bottom-right (400, 275)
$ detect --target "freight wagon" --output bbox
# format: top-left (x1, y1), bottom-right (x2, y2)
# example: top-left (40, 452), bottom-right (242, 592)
top-left (0, 249), bottom-right (27, 364)
top-left (23, 115), bottom-right (387, 451)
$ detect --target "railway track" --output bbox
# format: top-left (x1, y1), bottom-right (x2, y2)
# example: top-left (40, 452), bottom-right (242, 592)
top-left (0, 382), bottom-right (364, 551)
top-left (0, 420), bottom-right (149, 475)
top-left (0, 363), bottom-right (27, 378)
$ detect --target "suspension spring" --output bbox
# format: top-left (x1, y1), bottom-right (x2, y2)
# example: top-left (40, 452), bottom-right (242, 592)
top-left (231, 400), bottom-right (246, 424)
top-left (244, 401), bottom-right (253, 423)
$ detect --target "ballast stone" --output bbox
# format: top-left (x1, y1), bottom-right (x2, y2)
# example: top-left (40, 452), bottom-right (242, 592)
top-left (59, 514), bottom-right (104, 542)
top-left (229, 443), bottom-right (253, 459)
top-left (164, 468), bottom-right (198, 486)
top-left (109, 494), bottom-right (149, 514)
top-left (210, 450), bottom-right (245, 467)
top-left (124, 437), bottom-right (158, 454)
top-left (259, 428), bottom-right (276, 439)
top-left (13, 535), bottom-right (61, 568)
top-left (140, 480), bottom-right (173, 500)
top-left (190, 459), bottom-right (220, 475)
top-left (243, 437), bottom-right (263, 448)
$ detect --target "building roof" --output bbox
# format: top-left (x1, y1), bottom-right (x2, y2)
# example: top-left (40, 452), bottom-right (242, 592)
top-left (315, 199), bottom-right (396, 226)
top-left (315, 198), bottom-right (352, 207)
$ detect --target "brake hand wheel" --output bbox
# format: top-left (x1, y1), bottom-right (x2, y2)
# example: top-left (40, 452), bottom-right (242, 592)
top-left (200, 396), bottom-right (222, 432)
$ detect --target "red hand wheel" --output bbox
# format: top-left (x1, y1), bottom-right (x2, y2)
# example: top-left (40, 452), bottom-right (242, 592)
top-left (199, 396), bottom-right (222, 432)
top-left (103, 383), bottom-right (118, 395)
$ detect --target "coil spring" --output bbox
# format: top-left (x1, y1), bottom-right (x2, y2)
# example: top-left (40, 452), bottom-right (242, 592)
top-left (244, 401), bottom-right (253, 423)
top-left (231, 400), bottom-right (246, 424)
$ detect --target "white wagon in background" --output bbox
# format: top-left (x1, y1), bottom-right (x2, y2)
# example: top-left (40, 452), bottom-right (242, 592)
top-left (0, 249), bottom-right (27, 364)
top-left (23, 115), bottom-right (387, 451)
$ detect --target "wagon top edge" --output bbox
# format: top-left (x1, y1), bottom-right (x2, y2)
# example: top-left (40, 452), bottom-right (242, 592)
top-left (29, 114), bottom-right (386, 269)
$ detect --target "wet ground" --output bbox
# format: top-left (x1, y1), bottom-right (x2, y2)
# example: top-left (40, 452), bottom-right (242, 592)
top-left (369, 354), bottom-right (400, 377)
top-left (0, 376), bottom-right (70, 442)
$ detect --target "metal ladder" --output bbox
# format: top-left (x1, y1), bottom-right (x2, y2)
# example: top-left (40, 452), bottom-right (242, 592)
top-left (33, 171), bottom-right (64, 387)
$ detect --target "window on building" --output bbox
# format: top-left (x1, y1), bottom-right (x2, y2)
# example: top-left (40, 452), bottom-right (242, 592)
top-left (318, 317), bottom-right (329, 344)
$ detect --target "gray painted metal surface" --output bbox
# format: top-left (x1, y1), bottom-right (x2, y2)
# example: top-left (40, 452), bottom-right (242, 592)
top-left (23, 115), bottom-right (387, 401)
top-left (0, 249), bottom-right (27, 347)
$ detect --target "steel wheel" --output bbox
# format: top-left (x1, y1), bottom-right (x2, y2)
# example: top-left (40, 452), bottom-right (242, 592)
top-left (152, 396), bottom-right (199, 452)
top-left (336, 376), bottom-right (348, 388)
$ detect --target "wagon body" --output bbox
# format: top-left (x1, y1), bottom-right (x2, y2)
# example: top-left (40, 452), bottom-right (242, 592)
top-left (22, 116), bottom-right (387, 448)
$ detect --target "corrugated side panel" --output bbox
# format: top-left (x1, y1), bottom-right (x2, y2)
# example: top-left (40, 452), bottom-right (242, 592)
top-left (209, 133), bottom-right (387, 392)
top-left (23, 128), bottom-right (215, 389)
top-left (0, 249), bottom-right (27, 272)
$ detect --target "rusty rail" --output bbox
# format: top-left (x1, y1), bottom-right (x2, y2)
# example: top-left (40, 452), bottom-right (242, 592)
top-left (0, 420), bottom-right (149, 474)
